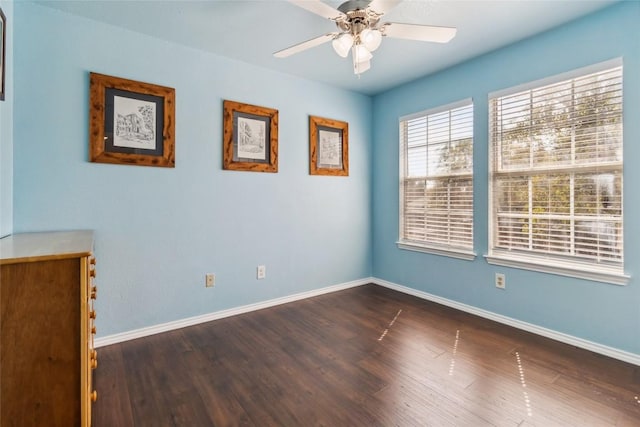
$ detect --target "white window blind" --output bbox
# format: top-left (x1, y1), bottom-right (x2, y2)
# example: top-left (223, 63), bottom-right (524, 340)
top-left (488, 61), bottom-right (626, 284)
top-left (399, 100), bottom-right (474, 259)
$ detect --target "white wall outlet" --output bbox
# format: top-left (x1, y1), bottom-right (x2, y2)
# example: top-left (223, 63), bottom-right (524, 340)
top-left (257, 265), bottom-right (266, 279)
top-left (495, 273), bottom-right (506, 289)
top-left (205, 273), bottom-right (215, 288)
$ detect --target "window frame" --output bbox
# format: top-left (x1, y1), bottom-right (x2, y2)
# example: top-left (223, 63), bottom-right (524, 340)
top-left (398, 98), bottom-right (476, 261)
top-left (485, 59), bottom-right (629, 285)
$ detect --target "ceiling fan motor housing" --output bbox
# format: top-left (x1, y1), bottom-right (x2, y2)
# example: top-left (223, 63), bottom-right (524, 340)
top-left (336, 0), bottom-right (382, 34)
top-left (337, 0), bottom-right (373, 14)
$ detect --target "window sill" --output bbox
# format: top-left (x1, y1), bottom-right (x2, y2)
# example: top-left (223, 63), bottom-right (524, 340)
top-left (397, 241), bottom-right (476, 261)
top-left (485, 252), bottom-right (629, 285)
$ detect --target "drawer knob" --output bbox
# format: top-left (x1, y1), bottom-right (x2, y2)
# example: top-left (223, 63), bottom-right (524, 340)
top-left (89, 310), bottom-right (96, 319)
top-left (91, 390), bottom-right (98, 402)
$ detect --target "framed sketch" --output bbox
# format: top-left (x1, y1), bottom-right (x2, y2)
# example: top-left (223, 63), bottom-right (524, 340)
top-left (89, 72), bottom-right (175, 167)
top-left (0, 7), bottom-right (6, 101)
top-left (223, 100), bottom-right (278, 173)
top-left (309, 115), bottom-right (348, 176)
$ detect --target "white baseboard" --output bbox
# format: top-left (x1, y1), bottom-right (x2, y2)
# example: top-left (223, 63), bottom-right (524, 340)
top-left (96, 276), bottom-right (640, 366)
top-left (371, 277), bottom-right (640, 366)
top-left (94, 277), bottom-right (372, 348)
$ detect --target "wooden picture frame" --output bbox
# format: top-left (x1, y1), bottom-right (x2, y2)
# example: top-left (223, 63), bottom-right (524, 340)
top-left (0, 7), bottom-right (6, 101)
top-left (309, 115), bottom-right (348, 176)
top-left (223, 100), bottom-right (278, 173)
top-left (89, 72), bottom-right (175, 167)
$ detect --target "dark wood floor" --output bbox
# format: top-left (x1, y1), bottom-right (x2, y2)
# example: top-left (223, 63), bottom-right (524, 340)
top-left (93, 284), bottom-right (640, 426)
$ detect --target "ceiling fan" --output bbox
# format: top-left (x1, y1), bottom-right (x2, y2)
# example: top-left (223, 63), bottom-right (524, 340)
top-left (274, 0), bottom-right (457, 75)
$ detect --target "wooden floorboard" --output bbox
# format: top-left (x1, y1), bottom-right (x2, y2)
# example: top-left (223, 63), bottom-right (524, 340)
top-left (93, 284), bottom-right (640, 426)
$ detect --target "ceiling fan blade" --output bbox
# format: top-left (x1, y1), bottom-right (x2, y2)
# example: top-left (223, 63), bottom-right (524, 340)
top-left (382, 23), bottom-right (457, 43)
top-left (288, 0), bottom-right (344, 20)
top-left (367, 0), bottom-right (402, 15)
top-left (274, 33), bottom-right (337, 58)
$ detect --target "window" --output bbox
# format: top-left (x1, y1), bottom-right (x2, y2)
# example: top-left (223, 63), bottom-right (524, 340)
top-left (487, 60), bottom-right (627, 284)
top-left (398, 99), bottom-right (474, 260)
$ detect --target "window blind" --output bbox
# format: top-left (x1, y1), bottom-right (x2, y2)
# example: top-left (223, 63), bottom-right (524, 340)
top-left (489, 62), bottom-right (623, 276)
top-left (399, 100), bottom-right (474, 254)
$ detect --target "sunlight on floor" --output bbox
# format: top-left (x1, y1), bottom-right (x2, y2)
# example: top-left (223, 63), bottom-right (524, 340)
top-left (515, 351), bottom-right (533, 417)
top-left (378, 309), bottom-right (402, 341)
top-left (448, 329), bottom-right (460, 376)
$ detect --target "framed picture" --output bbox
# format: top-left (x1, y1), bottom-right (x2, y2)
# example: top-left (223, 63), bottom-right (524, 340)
top-left (89, 72), bottom-right (175, 167)
top-left (309, 115), bottom-right (348, 176)
top-left (223, 100), bottom-right (278, 173)
top-left (0, 7), bottom-right (6, 101)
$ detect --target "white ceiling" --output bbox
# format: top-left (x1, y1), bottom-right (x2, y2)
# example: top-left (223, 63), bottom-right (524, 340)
top-left (37, 0), bottom-right (618, 95)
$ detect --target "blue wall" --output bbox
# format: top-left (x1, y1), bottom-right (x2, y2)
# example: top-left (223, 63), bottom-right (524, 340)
top-left (0, 0), bottom-right (13, 237)
top-left (13, 2), bottom-right (372, 337)
top-left (372, 1), bottom-right (640, 355)
top-left (11, 1), bottom-right (640, 357)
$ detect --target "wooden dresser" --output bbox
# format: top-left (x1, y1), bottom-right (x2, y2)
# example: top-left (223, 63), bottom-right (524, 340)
top-left (1, 230), bottom-right (98, 426)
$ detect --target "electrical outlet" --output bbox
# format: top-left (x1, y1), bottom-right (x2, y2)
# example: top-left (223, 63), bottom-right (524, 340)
top-left (495, 273), bottom-right (506, 289)
top-left (257, 265), bottom-right (266, 279)
top-left (205, 273), bottom-right (215, 288)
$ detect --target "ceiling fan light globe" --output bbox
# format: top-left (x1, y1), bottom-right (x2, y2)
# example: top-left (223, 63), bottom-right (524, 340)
top-left (353, 44), bottom-right (373, 63)
top-left (353, 59), bottom-right (371, 75)
top-left (361, 28), bottom-right (382, 51)
top-left (332, 33), bottom-right (354, 58)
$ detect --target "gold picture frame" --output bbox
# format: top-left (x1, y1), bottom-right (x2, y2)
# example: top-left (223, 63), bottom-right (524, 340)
top-left (89, 72), bottom-right (176, 167)
top-left (309, 115), bottom-right (348, 176)
top-left (223, 100), bottom-right (278, 173)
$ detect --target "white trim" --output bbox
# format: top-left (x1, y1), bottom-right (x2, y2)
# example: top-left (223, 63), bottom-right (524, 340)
top-left (94, 278), bottom-right (371, 348)
top-left (95, 275), bottom-right (640, 367)
top-left (397, 241), bottom-right (476, 261)
top-left (485, 253), bottom-right (629, 286)
top-left (371, 277), bottom-right (640, 366)
top-left (488, 57), bottom-right (622, 99)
